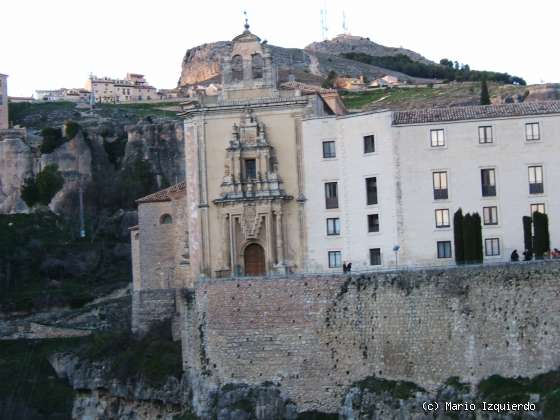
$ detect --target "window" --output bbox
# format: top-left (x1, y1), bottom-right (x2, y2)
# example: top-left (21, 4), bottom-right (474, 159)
top-left (328, 251), bottom-right (342, 268)
top-left (530, 203), bottom-right (546, 215)
top-left (251, 53), bottom-right (264, 79)
top-left (244, 159), bottom-right (257, 179)
top-left (528, 166), bottom-right (544, 194)
top-left (437, 241), bottom-right (452, 258)
top-left (369, 248), bottom-right (381, 265)
top-left (160, 214), bottom-right (172, 224)
top-left (232, 54), bottom-right (243, 81)
top-left (481, 168), bottom-right (496, 197)
top-left (322, 141), bottom-right (336, 158)
top-left (367, 214), bottom-right (379, 233)
top-left (325, 182), bottom-right (339, 209)
top-left (478, 126), bottom-right (493, 144)
top-left (483, 206), bottom-right (498, 225)
top-left (365, 177), bottom-right (378, 205)
top-left (363, 135), bottom-right (375, 153)
top-left (430, 129), bottom-right (445, 147)
top-left (485, 238), bottom-right (500, 256)
top-left (326, 218), bottom-right (340, 235)
top-left (435, 209), bottom-right (450, 228)
top-left (525, 122), bottom-right (540, 141)
top-left (433, 171), bottom-right (448, 200)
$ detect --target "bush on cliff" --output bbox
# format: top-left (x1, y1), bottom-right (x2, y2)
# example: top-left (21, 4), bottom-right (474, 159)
top-left (64, 120), bottom-right (81, 139)
top-left (39, 127), bottom-right (66, 154)
top-left (21, 164), bottom-right (64, 207)
top-left (80, 321), bottom-right (182, 386)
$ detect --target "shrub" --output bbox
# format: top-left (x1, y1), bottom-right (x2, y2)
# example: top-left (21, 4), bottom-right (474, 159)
top-left (21, 176), bottom-right (41, 208)
top-left (21, 164), bottom-right (64, 207)
top-left (36, 164), bottom-right (65, 205)
top-left (64, 120), bottom-right (81, 139)
top-left (453, 208), bottom-right (465, 264)
top-left (455, 210), bottom-right (482, 264)
top-left (533, 212), bottom-right (550, 259)
top-left (39, 127), bottom-right (65, 154)
top-left (480, 77), bottom-right (490, 105)
top-left (523, 216), bottom-right (533, 258)
top-left (322, 70), bottom-right (338, 89)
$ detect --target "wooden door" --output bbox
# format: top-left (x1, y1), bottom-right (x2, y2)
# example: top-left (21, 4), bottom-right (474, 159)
top-left (244, 243), bottom-right (265, 276)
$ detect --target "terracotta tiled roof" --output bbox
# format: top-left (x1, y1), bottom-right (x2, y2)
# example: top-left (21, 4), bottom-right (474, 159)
top-left (393, 101), bottom-right (560, 125)
top-left (136, 181), bottom-right (186, 204)
top-left (280, 81), bottom-right (336, 94)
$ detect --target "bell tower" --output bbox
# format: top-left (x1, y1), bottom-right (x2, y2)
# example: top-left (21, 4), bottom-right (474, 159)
top-left (221, 17), bottom-right (278, 101)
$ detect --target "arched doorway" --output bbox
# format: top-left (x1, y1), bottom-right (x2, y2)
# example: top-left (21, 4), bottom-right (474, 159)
top-left (244, 243), bottom-right (265, 276)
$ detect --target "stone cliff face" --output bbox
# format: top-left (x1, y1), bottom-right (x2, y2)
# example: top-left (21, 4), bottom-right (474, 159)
top-left (0, 115), bottom-right (184, 215)
top-left (0, 134), bottom-right (35, 213)
top-left (177, 36), bottom-right (433, 88)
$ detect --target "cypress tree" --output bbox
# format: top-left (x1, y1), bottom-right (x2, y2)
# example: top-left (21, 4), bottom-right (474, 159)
top-left (480, 77), bottom-right (490, 105)
top-left (453, 208), bottom-right (465, 264)
top-left (533, 212), bottom-right (550, 259)
top-left (463, 213), bottom-right (475, 263)
top-left (472, 212), bottom-right (483, 263)
top-left (522, 216), bottom-right (533, 259)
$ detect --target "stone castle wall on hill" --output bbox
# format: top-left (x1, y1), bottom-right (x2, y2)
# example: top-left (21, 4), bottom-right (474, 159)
top-left (180, 262), bottom-right (560, 413)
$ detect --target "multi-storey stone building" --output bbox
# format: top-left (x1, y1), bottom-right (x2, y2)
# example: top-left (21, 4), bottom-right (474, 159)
top-left (0, 73), bottom-right (8, 129)
top-left (85, 73), bottom-right (157, 103)
top-left (303, 102), bottom-right (560, 270)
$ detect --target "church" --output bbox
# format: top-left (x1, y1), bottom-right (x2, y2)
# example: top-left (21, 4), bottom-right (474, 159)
top-left (130, 21), bottom-right (342, 296)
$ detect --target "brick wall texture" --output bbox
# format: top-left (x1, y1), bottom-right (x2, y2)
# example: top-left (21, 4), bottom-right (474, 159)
top-left (180, 262), bottom-right (560, 413)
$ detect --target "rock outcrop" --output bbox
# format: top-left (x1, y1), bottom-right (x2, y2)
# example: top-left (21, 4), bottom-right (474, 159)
top-left (0, 133), bottom-right (35, 213)
top-left (0, 113), bottom-right (184, 216)
top-left (305, 34), bottom-right (434, 65)
top-left (177, 36), bottom-right (435, 88)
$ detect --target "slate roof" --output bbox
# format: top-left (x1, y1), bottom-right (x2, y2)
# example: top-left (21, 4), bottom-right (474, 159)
top-left (393, 101), bottom-right (560, 125)
top-left (136, 181), bottom-right (186, 204)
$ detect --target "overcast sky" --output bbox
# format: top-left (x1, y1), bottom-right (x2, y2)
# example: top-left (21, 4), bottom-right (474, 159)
top-left (2, 0), bottom-right (558, 96)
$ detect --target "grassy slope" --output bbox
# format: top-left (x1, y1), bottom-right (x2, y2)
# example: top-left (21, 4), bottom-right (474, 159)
top-left (340, 82), bottom-right (530, 111)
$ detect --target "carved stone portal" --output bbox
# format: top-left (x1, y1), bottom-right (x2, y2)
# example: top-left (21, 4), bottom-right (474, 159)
top-left (214, 110), bottom-right (291, 277)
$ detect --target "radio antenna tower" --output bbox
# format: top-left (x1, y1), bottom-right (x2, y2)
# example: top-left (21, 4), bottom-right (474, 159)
top-left (320, 0), bottom-right (328, 40)
top-left (342, 10), bottom-right (348, 34)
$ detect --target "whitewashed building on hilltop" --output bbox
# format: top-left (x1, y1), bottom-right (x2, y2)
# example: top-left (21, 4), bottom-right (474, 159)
top-left (302, 102), bottom-right (560, 271)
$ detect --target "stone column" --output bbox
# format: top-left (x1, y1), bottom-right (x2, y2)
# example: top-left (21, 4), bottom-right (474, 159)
top-left (222, 213), bottom-right (231, 272)
top-left (275, 209), bottom-right (284, 265)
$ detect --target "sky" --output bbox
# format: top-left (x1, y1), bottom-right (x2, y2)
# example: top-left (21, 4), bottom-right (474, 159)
top-left (1, 0), bottom-right (558, 96)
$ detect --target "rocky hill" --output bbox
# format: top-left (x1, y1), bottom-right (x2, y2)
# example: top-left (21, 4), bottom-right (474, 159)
top-left (305, 33), bottom-right (434, 65)
top-left (177, 35), bottom-right (436, 88)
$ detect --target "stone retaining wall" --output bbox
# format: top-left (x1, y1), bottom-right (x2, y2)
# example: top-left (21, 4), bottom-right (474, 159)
top-left (180, 261), bottom-right (560, 413)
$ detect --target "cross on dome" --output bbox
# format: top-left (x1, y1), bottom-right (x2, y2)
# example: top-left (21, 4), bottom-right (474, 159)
top-left (243, 11), bottom-right (250, 32)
